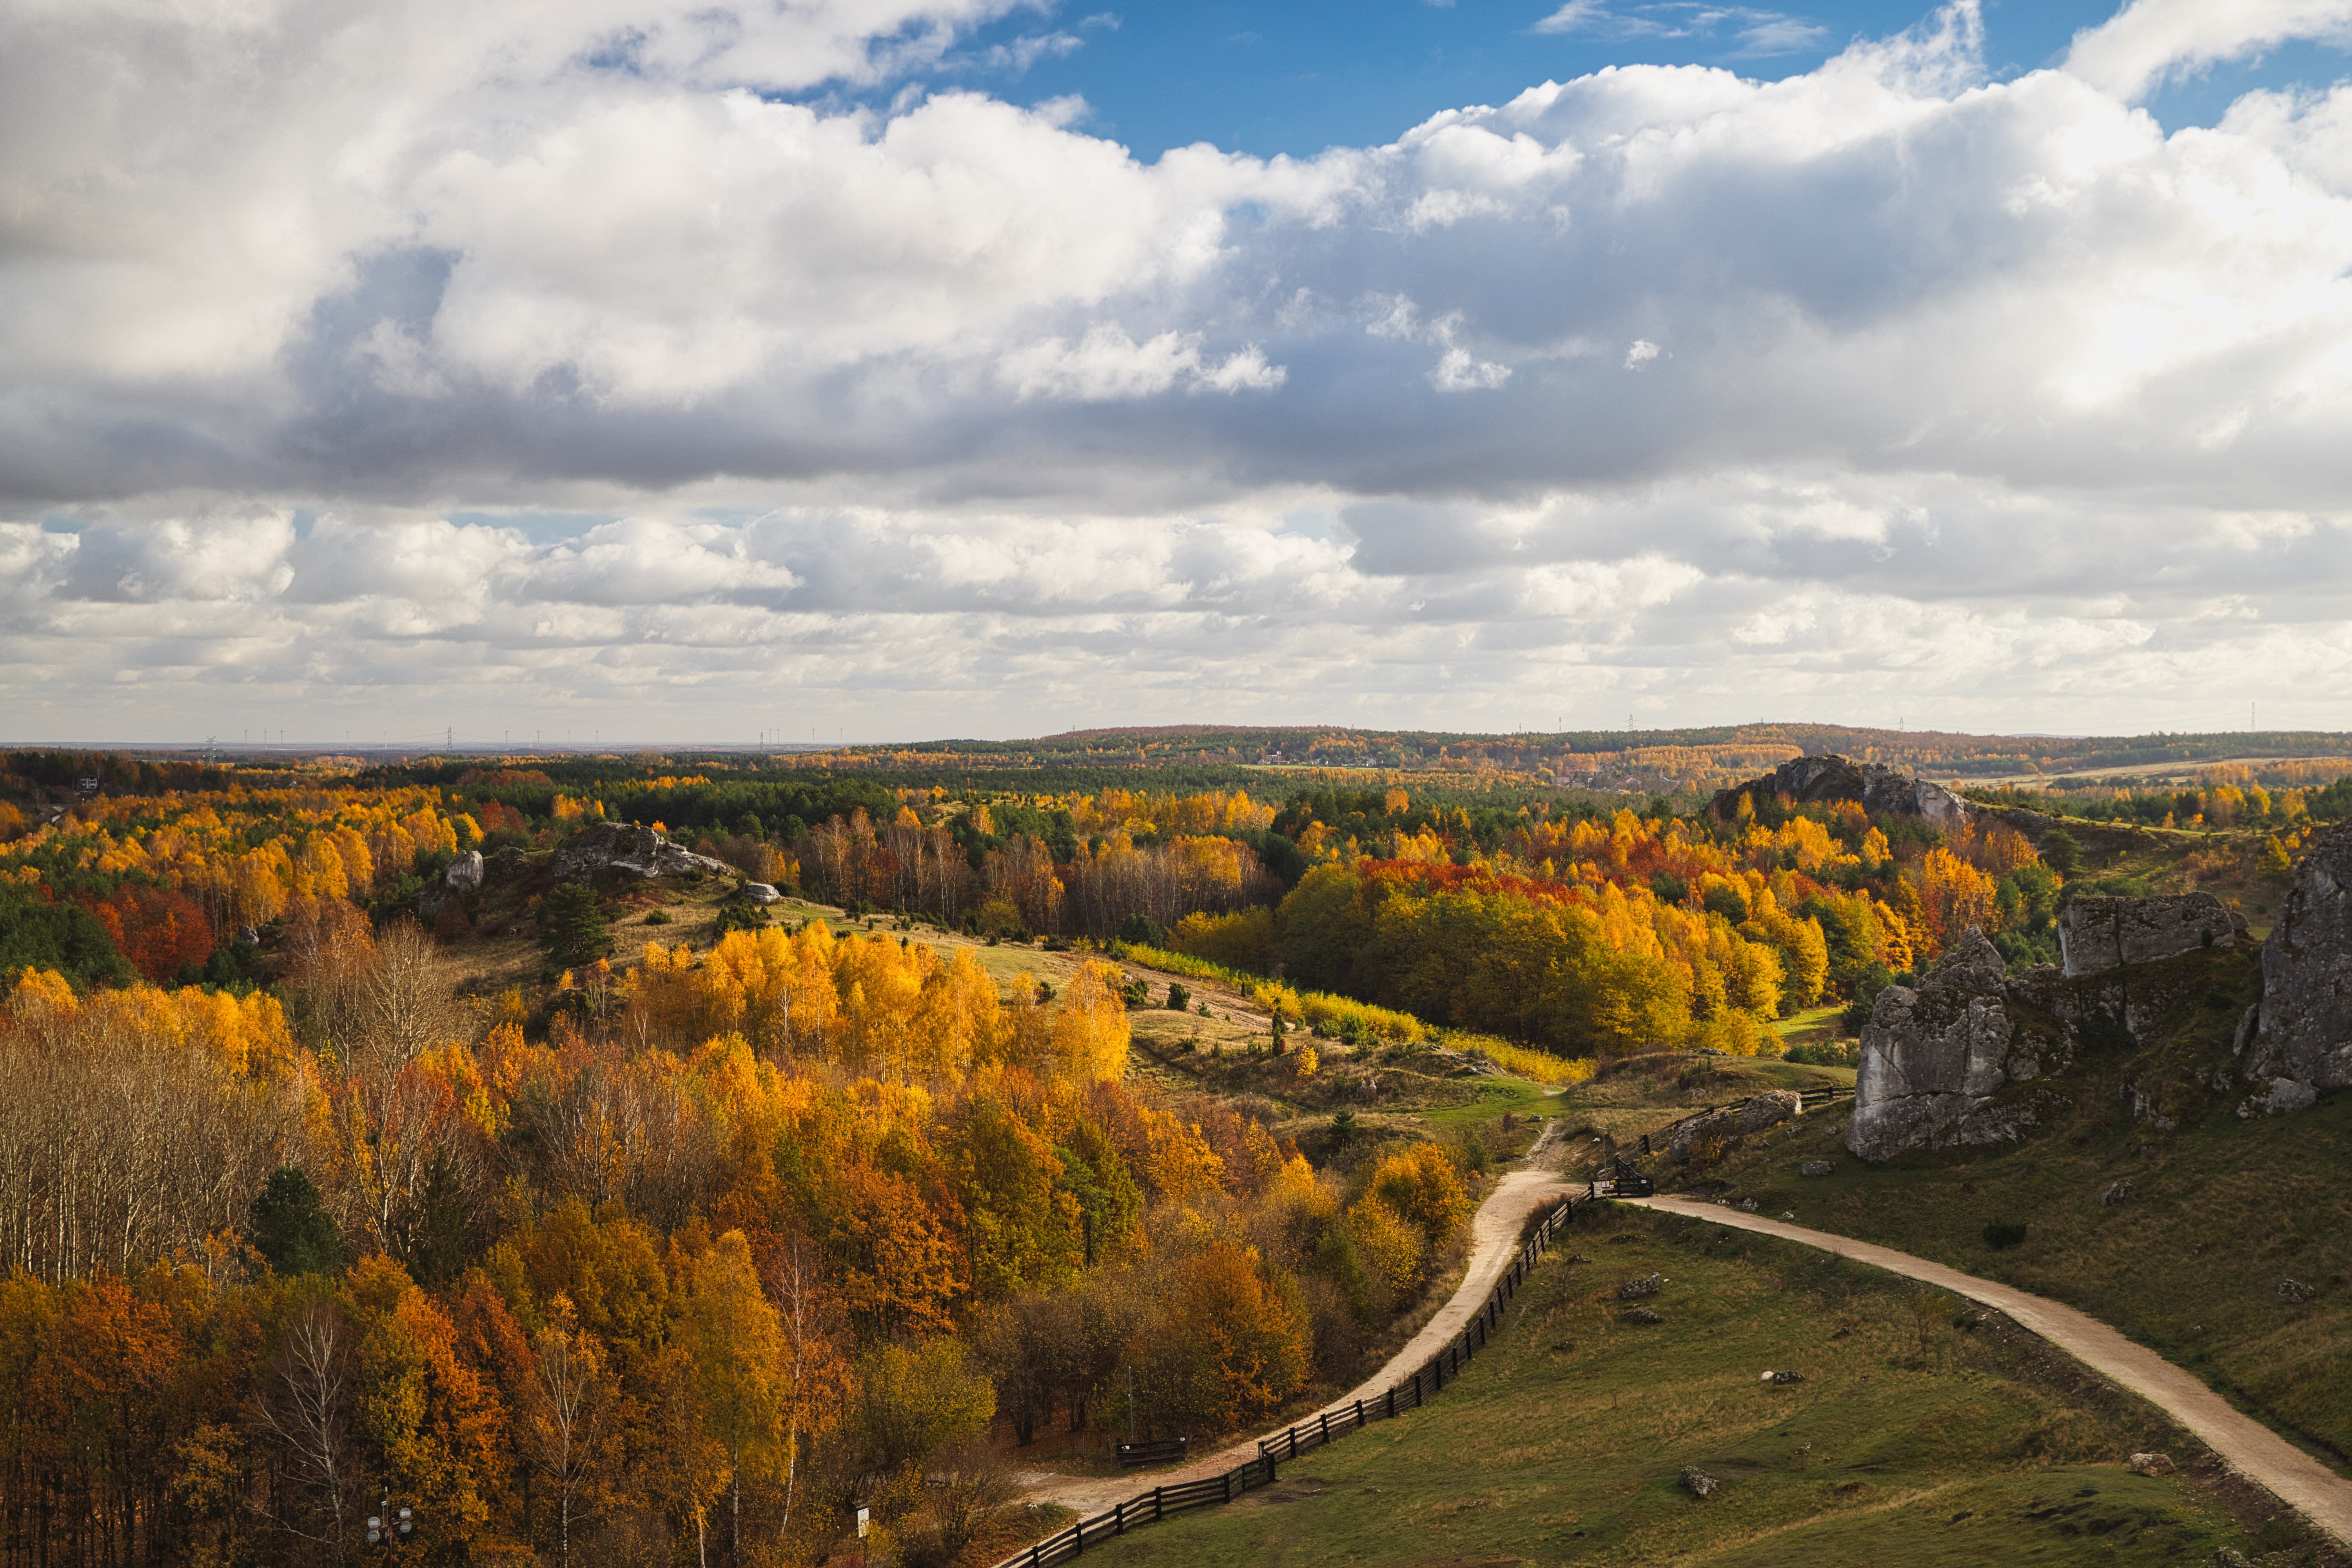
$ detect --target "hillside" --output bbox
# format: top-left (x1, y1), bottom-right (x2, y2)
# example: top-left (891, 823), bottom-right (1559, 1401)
top-left (1078, 1201), bottom-right (2292, 1567)
top-left (1672, 943), bottom-right (2352, 1475)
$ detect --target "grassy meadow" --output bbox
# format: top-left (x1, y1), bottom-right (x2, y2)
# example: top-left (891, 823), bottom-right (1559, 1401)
top-left (1081, 1202), bottom-right (2268, 1567)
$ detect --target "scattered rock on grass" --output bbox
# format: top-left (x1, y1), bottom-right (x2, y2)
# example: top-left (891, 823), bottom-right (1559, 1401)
top-left (1800, 1160), bottom-right (1836, 1177)
top-left (2206, 1550), bottom-right (2253, 1568)
top-left (1623, 1308), bottom-right (1663, 1325)
top-left (1618, 1272), bottom-right (1665, 1300)
top-left (2127, 1452), bottom-right (2175, 1476)
top-left (1681, 1467), bottom-right (1720, 1500)
top-left (2098, 1180), bottom-right (2135, 1207)
top-left (1770, 1370), bottom-right (1806, 1386)
top-left (2278, 1279), bottom-right (2318, 1305)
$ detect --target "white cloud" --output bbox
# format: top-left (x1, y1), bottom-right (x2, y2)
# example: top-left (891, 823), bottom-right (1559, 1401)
top-left (2065, 0), bottom-right (2352, 102)
top-left (1532, 0), bottom-right (1829, 56)
top-left (9, 0), bottom-right (2352, 736)
top-left (997, 325), bottom-right (1284, 401)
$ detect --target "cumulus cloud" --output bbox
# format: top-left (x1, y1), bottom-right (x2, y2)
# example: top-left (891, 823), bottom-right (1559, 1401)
top-left (5, 0), bottom-right (2352, 736)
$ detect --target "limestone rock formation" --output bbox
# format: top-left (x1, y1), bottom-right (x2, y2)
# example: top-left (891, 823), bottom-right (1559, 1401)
top-left (741, 882), bottom-right (782, 904)
top-left (2058, 892), bottom-right (2239, 977)
top-left (1660, 1090), bottom-right (1802, 1161)
top-left (552, 822), bottom-right (734, 883)
top-left (2239, 823), bottom-right (2352, 1113)
top-left (1848, 931), bottom-right (2053, 1162)
top-left (445, 850), bottom-right (485, 894)
top-left (1711, 754), bottom-right (1970, 827)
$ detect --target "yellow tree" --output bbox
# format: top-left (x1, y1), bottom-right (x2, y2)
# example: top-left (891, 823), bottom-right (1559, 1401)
top-left (521, 1295), bottom-right (612, 1568)
top-left (1049, 962), bottom-right (1131, 1081)
top-left (676, 1231), bottom-right (785, 1567)
top-left (766, 1240), bottom-right (853, 1545)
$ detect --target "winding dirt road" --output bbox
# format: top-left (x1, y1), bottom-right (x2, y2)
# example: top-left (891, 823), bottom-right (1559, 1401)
top-left (1012, 1129), bottom-right (1577, 1518)
top-left (1628, 1195), bottom-right (2352, 1549)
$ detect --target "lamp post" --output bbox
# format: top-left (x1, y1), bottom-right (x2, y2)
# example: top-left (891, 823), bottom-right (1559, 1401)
top-left (365, 1498), bottom-right (416, 1551)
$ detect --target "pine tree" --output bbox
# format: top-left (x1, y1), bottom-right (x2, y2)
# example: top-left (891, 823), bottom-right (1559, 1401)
top-left (541, 882), bottom-right (610, 968)
top-left (251, 1167), bottom-right (345, 1277)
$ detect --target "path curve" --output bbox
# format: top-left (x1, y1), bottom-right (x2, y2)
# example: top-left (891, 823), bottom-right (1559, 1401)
top-left (1013, 1140), bottom-right (1575, 1517)
top-left (1628, 1196), bottom-right (2352, 1548)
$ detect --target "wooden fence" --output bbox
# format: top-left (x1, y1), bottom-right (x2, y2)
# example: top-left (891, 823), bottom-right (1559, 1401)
top-left (996, 1189), bottom-right (1590, 1567)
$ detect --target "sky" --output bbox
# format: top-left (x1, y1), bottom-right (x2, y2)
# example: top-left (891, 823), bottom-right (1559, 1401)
top-left (6, 0), bottom-right (2352, 746)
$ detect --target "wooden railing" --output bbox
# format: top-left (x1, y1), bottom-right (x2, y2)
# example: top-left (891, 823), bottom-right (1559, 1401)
top-left (1111, 1438), bottom-right (1188, 1468)
top-left (996, 1191), bottom-right (1590, 1567)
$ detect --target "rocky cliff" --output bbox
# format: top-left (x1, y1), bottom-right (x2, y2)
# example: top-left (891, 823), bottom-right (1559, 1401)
top-left (552, 822), bottom-right (734, 882)
top-left (1847, 913), bottom-right (2256, 1161)
top-left (1710, 754), bottom-right (1970, 827)
top-left (2058, 893), bottom-right (2242, 978)
top-left (2239, 823), bottom-right (2352, 1116)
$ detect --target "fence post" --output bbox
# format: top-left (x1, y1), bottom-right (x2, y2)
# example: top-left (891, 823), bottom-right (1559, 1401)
top-left (1355, 1398), bottom-right (1364, 1428)
top-left (1223, 1472), bottom-right (1231, 1504)
top-left (1387, 1387), bottom-right (1396, 1418)
top-left (1321, 1410), bottom-right (1331, 1443)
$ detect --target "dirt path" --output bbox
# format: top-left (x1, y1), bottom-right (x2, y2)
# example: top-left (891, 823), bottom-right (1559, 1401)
top-left (1010, 1127), bottom-right (1576, 1519)
top-left (1627, 1196), bottom-right (2352, 1549)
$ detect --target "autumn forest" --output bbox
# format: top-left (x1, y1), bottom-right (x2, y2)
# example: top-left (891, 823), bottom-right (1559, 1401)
top-left (0, 740), bottom-right (2337, 1567)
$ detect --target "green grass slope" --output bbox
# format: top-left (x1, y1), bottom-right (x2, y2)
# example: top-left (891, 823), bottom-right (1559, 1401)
top-left (1695, 1072), bottom-right (2352, 1472)
top-left (1080, 1205), bottom-right (2261, 1567)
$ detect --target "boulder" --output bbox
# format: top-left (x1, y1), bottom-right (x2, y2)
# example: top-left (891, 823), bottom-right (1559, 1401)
top-left (2058, 893), bottom-right (2239, 978)
top-left (741, 882), bottom-right (782, 904)
top-left (1710, 754), bottom-right (1969, 827)
top-left (445, 850), bottom-right (485, 894)
top-left (1662, 1091), bottom-right (1802, 1162)
top-left (1680, 1467), bottom-right (1720, 1499)
top-left (2098, 1180), bottom-right (2135, 1208)
top-left (1617, 1272), bottom-right (1665, 1300)
top-left (2127, 1452), bottom-right (2175, 1477)
top-left (1800, 1160), bottom-right (1836, 1177)
top-left (551, 822), bottom-right (734, 883)
top-left (2239, 823), bottom-right (2352, 1112)
top-left (1737, 1089), bottom-right (1803, 1133)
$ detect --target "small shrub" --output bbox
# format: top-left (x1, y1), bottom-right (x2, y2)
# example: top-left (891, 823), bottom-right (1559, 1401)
top-left (1167, 982), bottom-right (1190, 1011)
top-left (714, 901), bottom-right (769, 937)
top-left (1982, 1219), bottom-right (2029, 1250)
top-left (643, 909), bottom-right (672, 925)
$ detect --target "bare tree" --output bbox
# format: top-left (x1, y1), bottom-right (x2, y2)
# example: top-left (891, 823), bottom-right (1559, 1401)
top-left (251, 1298), bottom-right (356, 1565)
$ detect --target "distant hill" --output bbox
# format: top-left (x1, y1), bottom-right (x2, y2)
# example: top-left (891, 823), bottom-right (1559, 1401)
top-left (763, 723), bottom-right (2352, 798)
